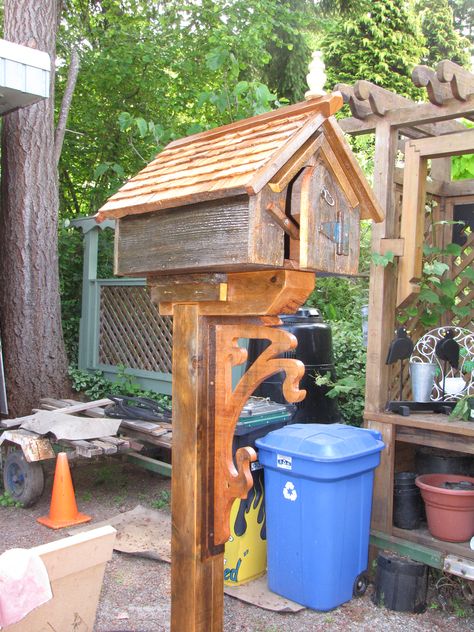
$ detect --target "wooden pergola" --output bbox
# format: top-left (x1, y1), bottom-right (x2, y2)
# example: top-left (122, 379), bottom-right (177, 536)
top-left (339, 61), bottom-right (474, 576)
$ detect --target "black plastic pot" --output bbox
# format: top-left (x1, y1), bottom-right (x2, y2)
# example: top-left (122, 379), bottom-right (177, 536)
top-left (372, 552), bottom-right (428, 613)
top-left (246, 308), bottom-right (340, 424)
top-left (393, 472), bottom-right (423, 530)
top-left (415, 447), bottom-right (474, 477)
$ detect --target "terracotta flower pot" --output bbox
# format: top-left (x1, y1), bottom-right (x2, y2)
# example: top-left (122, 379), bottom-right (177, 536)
top-left (416, 474), bottom-right (474, 542)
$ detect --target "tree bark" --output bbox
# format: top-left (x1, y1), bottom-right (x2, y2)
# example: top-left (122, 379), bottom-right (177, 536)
top-left (0, 0), bottom-right (70, 416)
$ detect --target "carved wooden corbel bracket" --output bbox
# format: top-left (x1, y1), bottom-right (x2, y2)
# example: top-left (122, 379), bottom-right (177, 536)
top-left (209, 317), bottom-right (306, 549)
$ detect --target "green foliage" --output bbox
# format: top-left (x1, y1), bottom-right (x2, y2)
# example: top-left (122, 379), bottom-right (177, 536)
top-left (449, 395), bottom-right (473, 421)
top-left (68, 365), bottom-right (171, 407)
top-left (0, 491), bottom-right (22, 508)
top-left (448, 0), bottom-right (474, 47)
top-left (314, 320), bottom-right (367, 426)
top-left (396, 220), bottom-right (473, 327)
top-left (372, 250), bottom-right (395, 267)
top-left (307, 277), bottom-right (369, 323)
top-left (197, 47), bottom-right (280, 125)
top-left (56, 0), bottom-right (317, 222)
top-left (452, 153), bottom-right (474, 180)
top-left (320, 0), bottom-right (426, 99)
top-left (417, 0), bottom-right (471, 68)
top-left (151, 490), bottom-right (171, 510)
top-left (262, 0), bottom-right (314, 102)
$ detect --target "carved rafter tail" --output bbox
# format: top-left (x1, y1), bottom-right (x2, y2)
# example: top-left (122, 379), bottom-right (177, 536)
top-left (337, 62), bottom-right (474, 123)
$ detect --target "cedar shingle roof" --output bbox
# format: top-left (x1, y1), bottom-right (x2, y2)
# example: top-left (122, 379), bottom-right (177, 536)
top-left (96, 93), bottom-right (344, 221)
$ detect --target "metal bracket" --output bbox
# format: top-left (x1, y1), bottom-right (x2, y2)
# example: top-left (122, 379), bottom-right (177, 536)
top-left (319, 211), bottom-right (349, 256)
top-left (444, 555), bottom-right (474, 581)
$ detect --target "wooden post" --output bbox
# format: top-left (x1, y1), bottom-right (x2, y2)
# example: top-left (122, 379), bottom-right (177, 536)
top-left (365, 121), bottom-right (399, 414)
top-left (78, 226), bottom-right (99, 370)
top-left (171, 304), bottom-right (223, 632)
top-left (160, 271), bottom-right (315, 632)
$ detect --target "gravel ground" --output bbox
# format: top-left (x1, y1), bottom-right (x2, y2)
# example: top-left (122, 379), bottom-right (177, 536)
top-left (1, 457), bottom-right (473, 632)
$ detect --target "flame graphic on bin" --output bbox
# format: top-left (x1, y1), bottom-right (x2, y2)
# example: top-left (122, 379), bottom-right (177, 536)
top-left (224, 468), bottom-right (267, 585)
top-left (234, 468), bottom-right (266, 539)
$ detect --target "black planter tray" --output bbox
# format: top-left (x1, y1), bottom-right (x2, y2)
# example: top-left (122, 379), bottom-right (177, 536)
top-left (386, 400), bottom-right (456, 416)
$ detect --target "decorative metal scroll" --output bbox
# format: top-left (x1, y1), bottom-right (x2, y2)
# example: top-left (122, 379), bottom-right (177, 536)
top-left (410, 327), bottom-right (474, 401)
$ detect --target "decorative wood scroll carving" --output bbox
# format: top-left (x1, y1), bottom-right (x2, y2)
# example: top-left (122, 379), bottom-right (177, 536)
top-left (437, 60), bottom-right (474, 102)
top-left (353, 80), bottom-right (413, 117)
top-left (412, 65), bottom-right (453, 106)
top-left (210, 318), bottom-right (306, 548)
top-left (335, 81), bottom-right (414, 120)
top-left (335, 83), bottom-right (373, 120)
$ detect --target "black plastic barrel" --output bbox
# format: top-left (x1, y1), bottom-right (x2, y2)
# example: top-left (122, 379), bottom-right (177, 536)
top-left (246, 308), bottom-right (340, 424)
top-left (372, 552), bottom-right (428, 613)
top-left (393, 472), bottom-right (423, 530)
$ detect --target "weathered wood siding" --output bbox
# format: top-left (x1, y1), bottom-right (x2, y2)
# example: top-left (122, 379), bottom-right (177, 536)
top-left (115, 196), bottom-right (256, 276)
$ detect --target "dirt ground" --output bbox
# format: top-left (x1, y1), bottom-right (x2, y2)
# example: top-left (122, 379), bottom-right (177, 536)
top-left (1, 457), bottom-right (473, 632)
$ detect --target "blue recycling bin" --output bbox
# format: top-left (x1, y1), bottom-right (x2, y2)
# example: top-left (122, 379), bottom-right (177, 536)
top-left (255, 423), bottom-right (384, 611)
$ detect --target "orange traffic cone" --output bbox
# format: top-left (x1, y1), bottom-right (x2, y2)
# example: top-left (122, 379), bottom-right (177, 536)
top-left (37, 452), bottom-right (91, 529)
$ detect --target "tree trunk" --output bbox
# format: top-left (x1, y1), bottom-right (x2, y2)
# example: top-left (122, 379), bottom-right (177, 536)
top-left (0, 0), bottom-right (70, 417)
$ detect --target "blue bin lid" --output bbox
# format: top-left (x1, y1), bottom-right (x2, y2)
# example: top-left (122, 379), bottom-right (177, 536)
top-left (255, 423), bottom-right (384, 462)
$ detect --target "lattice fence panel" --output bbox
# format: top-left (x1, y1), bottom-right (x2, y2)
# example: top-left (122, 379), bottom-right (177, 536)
top-left (98, 285), bottom-right (173, 373)
top-left (388, 191), bottom-right (473, 401)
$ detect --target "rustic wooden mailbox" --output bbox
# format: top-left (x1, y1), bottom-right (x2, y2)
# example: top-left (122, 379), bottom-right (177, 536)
top-left (97, 92), bottom-right (383, 632)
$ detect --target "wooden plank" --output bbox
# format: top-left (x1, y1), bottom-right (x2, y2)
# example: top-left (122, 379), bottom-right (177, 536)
top-left (298, 160), bottom-right (360, 275)
top-left (397, 144), bottom-right (428, 307)
top-left (267, 132), bottom-right (323, 192)
top-left (170, 304), bottom-right (223, 632)
top-left (319, 137), bottom-right (359, 208)
top-left (340, 96), bottom-right (474, 133)
top-left (412, 64), bottom-right (454, 106)
top-left (396, 426), bottom-right (474, 454)
top-left (157, 269), bottom-right (314, 317)
top-left (412, 128), bottom-right (474, 159)
top-left (370, 529), bottom-right (444, 569)
top-left (127, 452), bottom-right (172, 477)
top-left (119, 419), bottom-right (171, 435)
top-left (364, 121), bottom-right (399, 414)
top-left (265, 201), bottom-right (300, 240)
top-left (247, 188), bottom-right (285, 269)
top-left (58, 439), bottom-right (103, 458)
top-left (380, 238), bottom-right (404, 256)
top-left (90, 439), bottom-right (118, 455)
top-left (5, 526), bottom-right (116, 632)
top-left (365, 420), bottom-right (395, 533)
top-left (50, 398), bottom-right (112, 415)
top-left (101, 435), bottom-right (130, 450)
top-left (115, 196), bottom-right (251, 276)
top-left (322, 117), bottom-right (384, 222)
top-left (118, 426), bottom-right (172, 449)
top-left (437, 60), bottom-right (474, 102)
top-left (249, 113), bottom-right (327, 194)
top-left (364, 410), bottom-right (474, 436)
top-left (392, 525), bottom-right (474, 562)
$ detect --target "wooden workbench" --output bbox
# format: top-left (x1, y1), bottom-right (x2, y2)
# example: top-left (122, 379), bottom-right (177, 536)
top-left (365, 410), bottom-right (474, 572)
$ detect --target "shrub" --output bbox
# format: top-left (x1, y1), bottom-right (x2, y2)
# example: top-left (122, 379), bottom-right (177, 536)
top-left (68, 365), bottom-right (171, 407)
top-left (314, 319), bottom-right (367, 426)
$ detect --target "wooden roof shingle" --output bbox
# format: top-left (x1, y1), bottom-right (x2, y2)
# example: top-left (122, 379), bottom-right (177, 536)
top-left (96, 93), bottom-right (344, 221)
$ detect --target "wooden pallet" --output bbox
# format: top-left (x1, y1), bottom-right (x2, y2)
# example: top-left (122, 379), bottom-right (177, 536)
top-left (1, 399), bottom-right (129, 459)
top-left (39, 397), bottom-right (173, 453)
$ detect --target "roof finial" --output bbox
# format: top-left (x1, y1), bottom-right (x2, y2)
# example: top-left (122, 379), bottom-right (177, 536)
top-left (305, 51), bottom-right (327, 100)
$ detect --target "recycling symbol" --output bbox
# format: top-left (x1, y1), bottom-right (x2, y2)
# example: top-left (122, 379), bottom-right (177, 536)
top-left (282, 481), bottom-right (297, 502)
